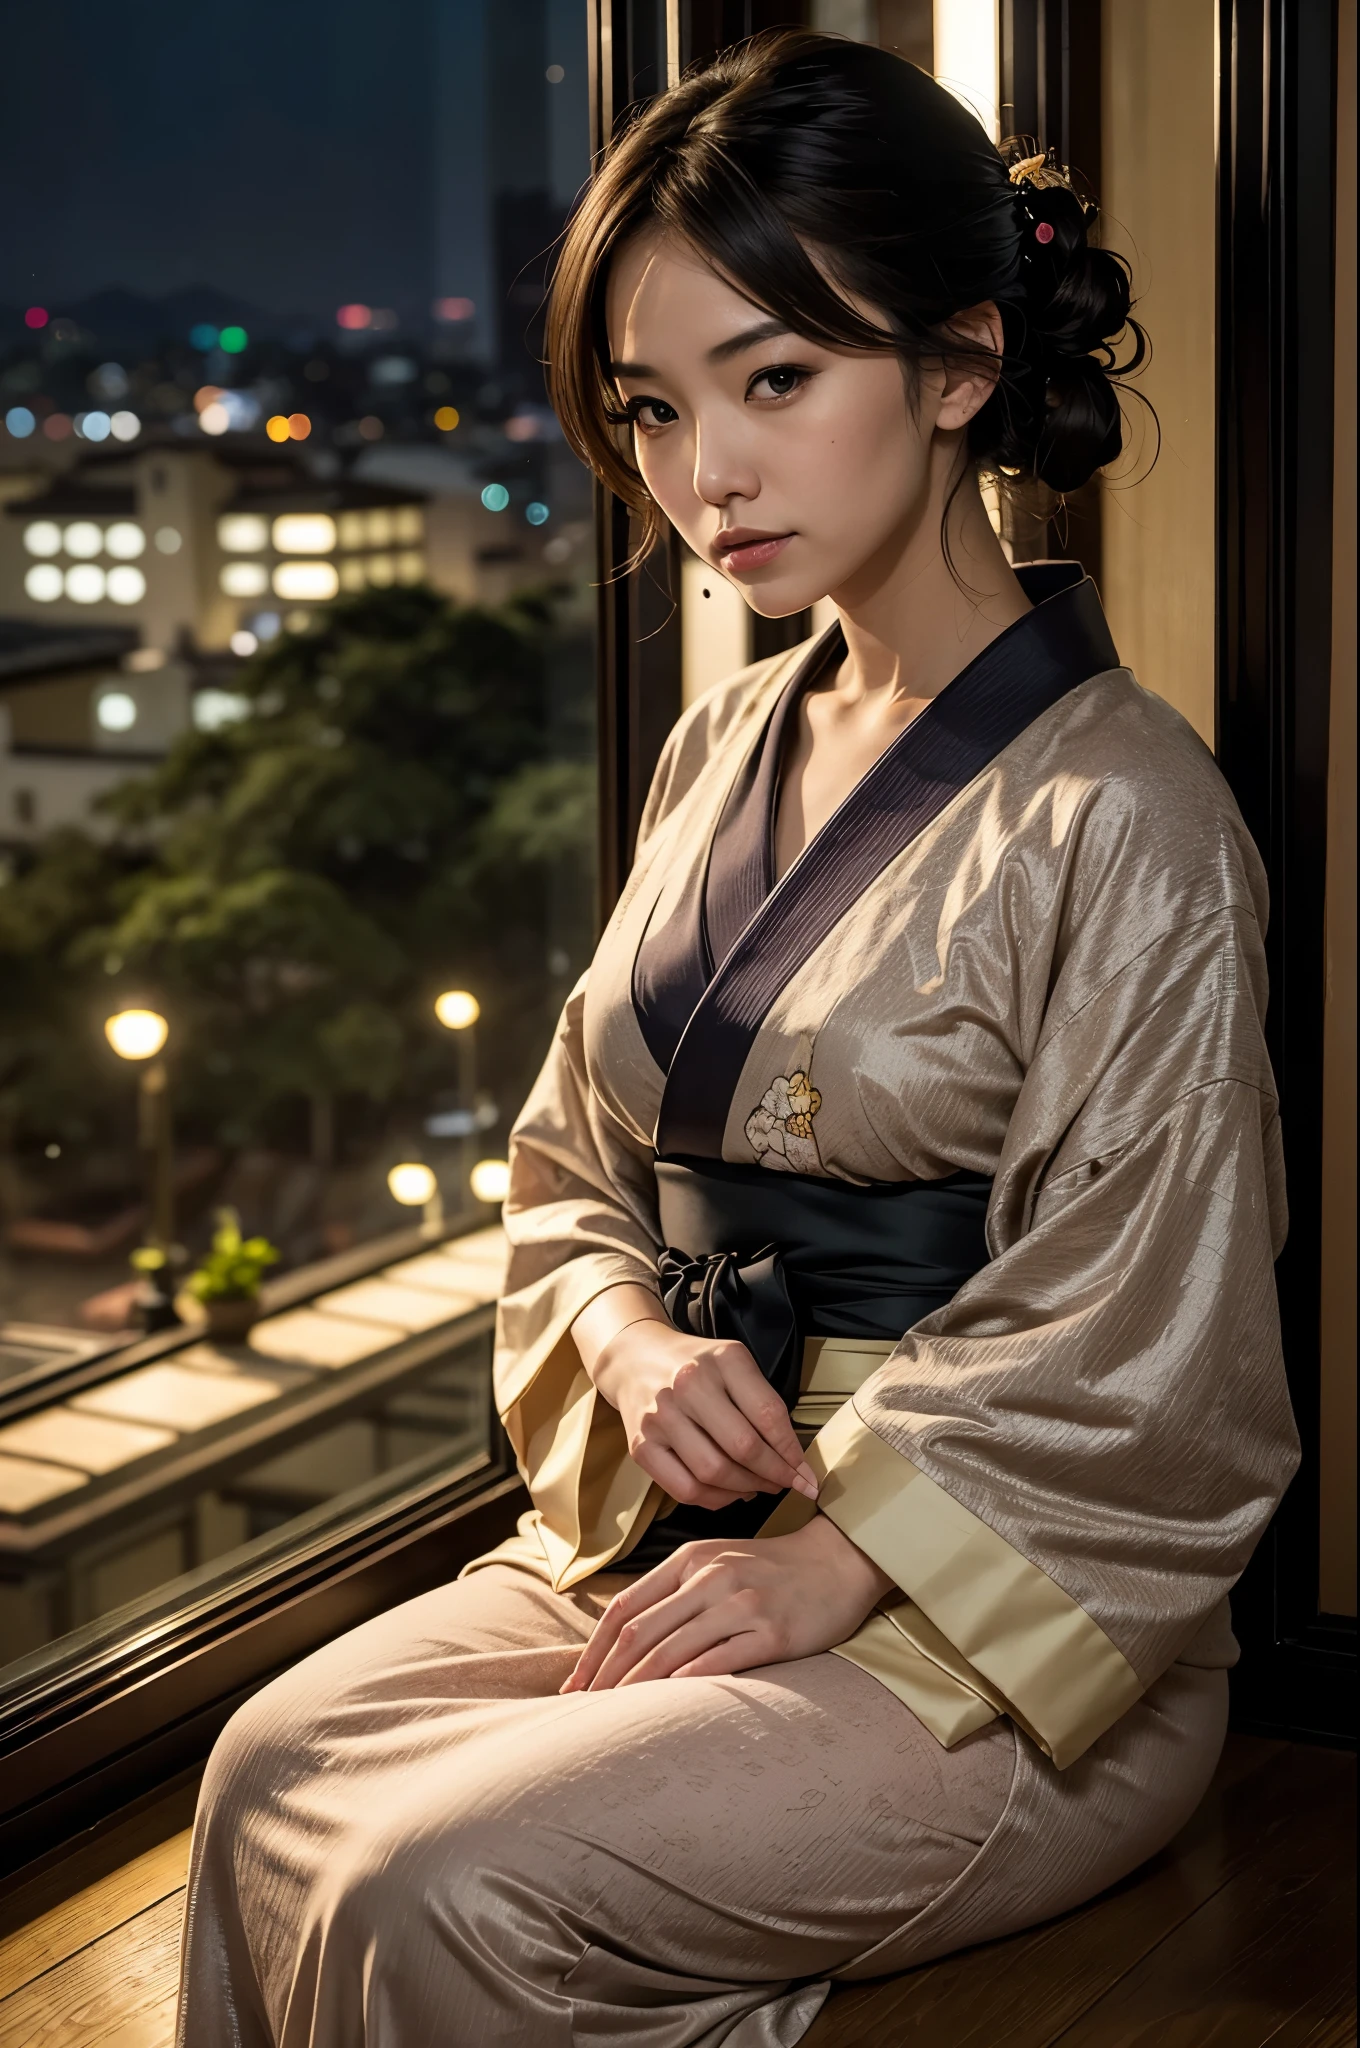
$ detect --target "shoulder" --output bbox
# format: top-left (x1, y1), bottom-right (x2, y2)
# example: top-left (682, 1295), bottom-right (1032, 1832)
top-left (1028, 668), bottom-right (1268, 935)
top-left (635, 642), bottom-right (804, 850)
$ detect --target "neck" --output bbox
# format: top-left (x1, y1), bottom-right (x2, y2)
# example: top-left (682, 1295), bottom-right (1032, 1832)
top-left (826, 439), bottom-right (1032, 710)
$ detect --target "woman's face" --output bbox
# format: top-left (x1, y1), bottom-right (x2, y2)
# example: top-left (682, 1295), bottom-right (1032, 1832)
top-left (604, 229), bottom-right (989, 618)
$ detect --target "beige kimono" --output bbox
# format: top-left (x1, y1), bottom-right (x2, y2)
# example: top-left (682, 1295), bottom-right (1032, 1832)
top-left (177, 625), bottom-right (1298, 2047)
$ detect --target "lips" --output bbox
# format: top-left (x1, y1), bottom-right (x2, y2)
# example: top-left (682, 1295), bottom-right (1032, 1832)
top-left (714, 531), bottom-right (793, 572)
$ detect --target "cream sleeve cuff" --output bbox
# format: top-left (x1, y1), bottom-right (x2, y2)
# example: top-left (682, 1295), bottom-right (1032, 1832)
top-left (763, 1401), bottom-right (1145, 1769)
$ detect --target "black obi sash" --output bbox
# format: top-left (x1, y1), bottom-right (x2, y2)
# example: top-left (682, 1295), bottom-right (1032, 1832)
top-left (623, 1156), bottom-right (992, 1569)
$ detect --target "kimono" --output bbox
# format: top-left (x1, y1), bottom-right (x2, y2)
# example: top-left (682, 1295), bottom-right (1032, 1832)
top-left (177, 566), bottom-right (1298, 2048)
top-left (477, 563), bottom-right (1297, 1768)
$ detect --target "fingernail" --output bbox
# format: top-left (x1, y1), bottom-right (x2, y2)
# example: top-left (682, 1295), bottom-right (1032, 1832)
top-left (794, 1475), bottom-right (819, 1498)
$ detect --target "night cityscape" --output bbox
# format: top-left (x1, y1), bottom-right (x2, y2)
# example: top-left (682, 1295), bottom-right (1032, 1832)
top-left (0, 0), bottom-right (597, 1340)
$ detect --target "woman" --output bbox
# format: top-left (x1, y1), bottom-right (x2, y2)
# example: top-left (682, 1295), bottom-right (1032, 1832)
top-left (178, 32), bottom-right (1299, 2045)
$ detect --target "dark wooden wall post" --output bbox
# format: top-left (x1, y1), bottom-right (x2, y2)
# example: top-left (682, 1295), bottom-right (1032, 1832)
top-left (589, 1), bottom-right (808, 922)
top-left (998, 0), bottom-right (1105, 584)
top-left (1217, 0), bottom-right (1354, 1745)
top-left (588, 0), bottom-right (684, 922)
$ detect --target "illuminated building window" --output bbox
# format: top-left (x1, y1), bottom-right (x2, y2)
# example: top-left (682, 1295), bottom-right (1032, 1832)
top-left (365, 508), bottom-right (394, 547)
top-left (339, 559), bottom-right (366, 592)
top-left (365, 554), bottom-right (395, 587)
top-left (273, 513), bottom-right (337, 555)
top-left (105, 521), bottom-right (146, 559)
top-left (338, 511), bottom-right (367, 551)
top-left (64, 521), bottom-right (104, 559)
top-left (396, 551), bottom-right (425, 584)
top-left (24, 563), bottom-right (63, 602)
top-left (194, 691), bottom-right (251, 731)
top-left (273, 560), bottom-right (339, 601)
top-left (95, 690), bottom-right (138, 733)
top-left (106, 565), bottom-right (146, 605)
top-left (221, 561), bottom-right (270, 598)
top-left (393, 505), bottom-right (423, 544)
top-left (154, 526), bottom-right (182, 554)
top-left (23, 521), bottom-right (62, 557)
top-left (218, 513), bottom-right (270, 553)
top-left (65, 563), bottom-right (106, 603)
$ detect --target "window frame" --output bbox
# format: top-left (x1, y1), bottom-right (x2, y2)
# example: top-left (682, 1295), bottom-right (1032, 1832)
top-left (0, 1218), bottom-right (527, 1875)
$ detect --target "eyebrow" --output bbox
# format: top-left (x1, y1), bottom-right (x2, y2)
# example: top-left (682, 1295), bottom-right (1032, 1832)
top-left (609, 317), bottom-right (796, 379)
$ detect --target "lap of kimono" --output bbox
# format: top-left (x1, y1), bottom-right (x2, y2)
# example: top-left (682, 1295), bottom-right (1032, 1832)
top-left (177, 1563), bottom-right (1229, 2048)
top-left (178, 572), bottom-right (1297, 2043)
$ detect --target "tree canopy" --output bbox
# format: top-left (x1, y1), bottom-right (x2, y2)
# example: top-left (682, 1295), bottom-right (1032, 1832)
top-left (0, 584), bottom-right (594, 1160)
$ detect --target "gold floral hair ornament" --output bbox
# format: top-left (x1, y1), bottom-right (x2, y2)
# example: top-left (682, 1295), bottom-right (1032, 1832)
top-left (1007, 147), bottom-right (1072, 193)
top-left (1005, 140), bottom-right (1099, 234)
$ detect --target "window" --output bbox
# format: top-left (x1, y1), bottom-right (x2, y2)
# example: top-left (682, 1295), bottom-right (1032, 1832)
top-left (0, 0), bottom-right (593, 1856)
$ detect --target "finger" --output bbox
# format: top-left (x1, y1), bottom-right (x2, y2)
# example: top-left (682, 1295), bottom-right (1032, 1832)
top-left (585, 1577), bottom-right (720, 1690)
top-left (561, 1563), bottom-right (684, 1692)
top-left (718, 1354), bottom-right (819, 1496)
top-left (681, 1378), bottom-right (809, 1495)
top-left (664, 1409), bottom-right (785, 1497)
top-left (637, 1439), bottom-right (749, 1512)
top-left (614, 1600), bottom-right (763, 1686)
top-left (671, 1632), bottom-right (783, 1679)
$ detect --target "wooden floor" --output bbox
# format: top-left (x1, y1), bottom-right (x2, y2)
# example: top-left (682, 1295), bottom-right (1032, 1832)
top-left (0, 1735), bottom-right (1351, 2047)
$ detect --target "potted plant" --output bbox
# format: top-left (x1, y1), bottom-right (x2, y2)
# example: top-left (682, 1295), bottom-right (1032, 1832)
top-left (184, 1208), bottom-right (281, 1340)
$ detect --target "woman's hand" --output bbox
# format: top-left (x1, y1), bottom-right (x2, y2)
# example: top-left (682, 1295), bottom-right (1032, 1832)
top-left (593, 1318), bottom-right (819, 1509)
top-left (560, 1516), bottom-right (894, 1692)
top-left (573, 1286), bottom-right (819, 1511)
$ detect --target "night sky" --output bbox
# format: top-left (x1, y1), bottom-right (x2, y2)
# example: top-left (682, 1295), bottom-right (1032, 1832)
top-left (0, 0), bottom-right (588, 332)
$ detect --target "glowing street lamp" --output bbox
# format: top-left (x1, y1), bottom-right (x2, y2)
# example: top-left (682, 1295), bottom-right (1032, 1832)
top-left (105, 1006), bottom-right (179, 1328)
top-left (469, 1158), bottom-right (510, 1206)
top-left (387, 1160), bottom-right (444, 1234)
top-left (104, 1008), bottom-right (168, 1061)
top-left (434, 989), bottom-right (479, 1032)
top-left (435, 990), bottom-right (481, 1205)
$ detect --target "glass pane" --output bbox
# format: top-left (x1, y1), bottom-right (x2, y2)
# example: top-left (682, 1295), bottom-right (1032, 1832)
top-left (0, 2), bottom-right (593, 1688)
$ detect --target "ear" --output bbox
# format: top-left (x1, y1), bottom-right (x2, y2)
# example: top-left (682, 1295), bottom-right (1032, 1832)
top-left (934, 301), bottom-right (1004, 432)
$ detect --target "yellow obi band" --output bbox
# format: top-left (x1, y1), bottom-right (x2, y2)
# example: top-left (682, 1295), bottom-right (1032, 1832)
top-left (791, 1334), bottom-right (896, 1435)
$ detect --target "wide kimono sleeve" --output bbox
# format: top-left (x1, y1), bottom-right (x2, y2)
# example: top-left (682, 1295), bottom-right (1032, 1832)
top-left (770, 889), bottom-right (1299, 1769)
top-left (475, 971), bottom-right (667, 1584)
top-left (470, 679), bottom-right (773, 1586)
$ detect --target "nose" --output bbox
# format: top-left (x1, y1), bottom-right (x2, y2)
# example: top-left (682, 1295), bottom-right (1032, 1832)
top-left (692, 410), bottom-right (760, 511)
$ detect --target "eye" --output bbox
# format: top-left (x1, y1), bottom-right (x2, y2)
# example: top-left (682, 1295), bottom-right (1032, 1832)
top-left (624, 396), bottom-right (680, 433)
top-left (748, 364), bottom-right (810, 403)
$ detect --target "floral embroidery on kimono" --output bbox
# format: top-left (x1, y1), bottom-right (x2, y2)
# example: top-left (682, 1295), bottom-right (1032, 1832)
top-left (745, 1070), bottom-right (823, 1173)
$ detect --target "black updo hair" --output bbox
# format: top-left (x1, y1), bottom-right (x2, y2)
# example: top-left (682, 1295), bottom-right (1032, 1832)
top-left (546, 28), bottom-right (1148, 554)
